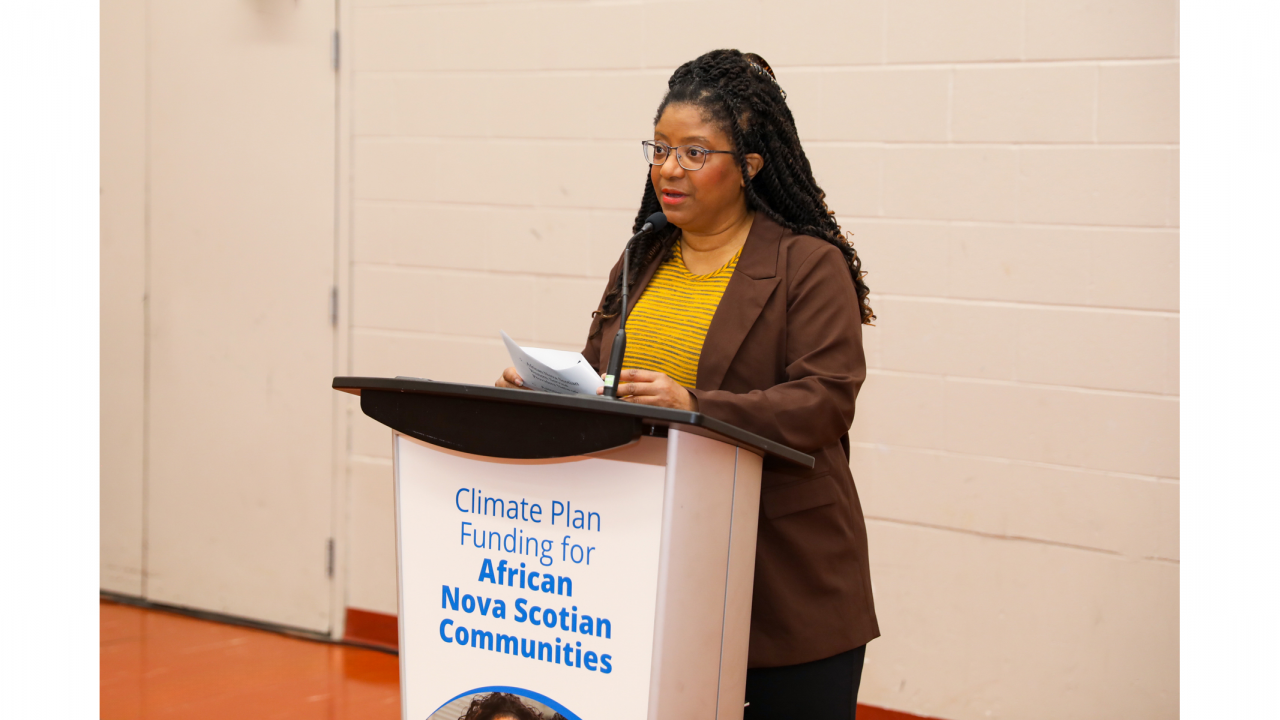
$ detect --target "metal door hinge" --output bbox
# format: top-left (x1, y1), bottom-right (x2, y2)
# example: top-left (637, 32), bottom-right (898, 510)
top-left (327, 538), bottom-right (335, 578)
top-left (329, 286), bottom-right (339, 327)
top-left (332, 30), bottom-right (340, 72)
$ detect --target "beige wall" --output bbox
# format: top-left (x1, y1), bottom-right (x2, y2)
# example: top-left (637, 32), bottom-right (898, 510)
top-left (104, 0), bottom-right (1178, 717)
top-left (339, 1), bottom-right (1178, 718)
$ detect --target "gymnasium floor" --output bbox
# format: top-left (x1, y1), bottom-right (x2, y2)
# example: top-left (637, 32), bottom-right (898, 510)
top-left (101, 599), bottom-right (917, 720)
top-left (99, 600), bottom-right (399, 720)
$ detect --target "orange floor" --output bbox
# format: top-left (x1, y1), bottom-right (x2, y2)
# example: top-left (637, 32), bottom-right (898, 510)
top-left (102, 600), bottom-right (927, 720)
top-left (100, 600), bottom-right (400, 720)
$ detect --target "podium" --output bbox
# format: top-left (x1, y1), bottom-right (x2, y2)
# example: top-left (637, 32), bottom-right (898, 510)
top-left (333, 377), bottom-right (812, 720)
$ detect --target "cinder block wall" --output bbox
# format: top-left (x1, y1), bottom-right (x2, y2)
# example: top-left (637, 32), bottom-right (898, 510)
top-left (340, 2), bottom-right (1178, 718)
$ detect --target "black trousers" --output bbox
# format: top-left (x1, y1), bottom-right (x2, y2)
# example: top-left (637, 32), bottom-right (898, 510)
top-left (744, 645), bottom-right (867, 720)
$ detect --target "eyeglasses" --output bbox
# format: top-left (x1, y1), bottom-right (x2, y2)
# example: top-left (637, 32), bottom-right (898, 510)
top-left (641, 140), bottom-right (734, 171)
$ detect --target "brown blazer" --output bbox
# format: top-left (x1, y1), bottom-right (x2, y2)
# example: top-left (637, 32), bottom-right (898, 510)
top-left (582, 213), bottom-right (880, 668)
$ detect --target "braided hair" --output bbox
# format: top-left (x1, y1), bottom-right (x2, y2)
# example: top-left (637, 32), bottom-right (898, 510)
top-left (598, 48), bottom-right (875, 326)
top-left (457, 692), bottom-right (544, 720)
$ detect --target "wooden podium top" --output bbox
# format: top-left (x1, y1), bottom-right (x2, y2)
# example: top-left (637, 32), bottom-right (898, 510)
top-left (333, 376), bottom-right (814, 468)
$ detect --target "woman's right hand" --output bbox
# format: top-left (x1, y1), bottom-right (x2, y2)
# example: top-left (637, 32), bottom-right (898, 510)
top-left (495, 367), bottom-right (529, 390)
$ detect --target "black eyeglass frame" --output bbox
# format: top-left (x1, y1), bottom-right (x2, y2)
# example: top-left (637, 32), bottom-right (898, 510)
top-left (641, 140), bottom-right (735, 171)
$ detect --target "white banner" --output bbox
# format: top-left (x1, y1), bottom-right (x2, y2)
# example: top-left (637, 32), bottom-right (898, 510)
top-left (395, 434), bottom-right (669, 720)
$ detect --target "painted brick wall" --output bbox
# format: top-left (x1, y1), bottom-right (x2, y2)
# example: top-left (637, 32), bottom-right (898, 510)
top-left (338, 2), bottom-right (1178, 718)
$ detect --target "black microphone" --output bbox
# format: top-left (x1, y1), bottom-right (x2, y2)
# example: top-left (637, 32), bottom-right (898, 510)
top-left (603, 212), bottom-right (668, 399)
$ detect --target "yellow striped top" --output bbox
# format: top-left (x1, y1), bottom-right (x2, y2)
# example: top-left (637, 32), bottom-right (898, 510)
top-left (622, 242), bottom-right (741, 389)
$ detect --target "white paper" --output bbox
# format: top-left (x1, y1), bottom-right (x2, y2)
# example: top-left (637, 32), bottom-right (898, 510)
top-left (501, 330), bottom-right (605, 396)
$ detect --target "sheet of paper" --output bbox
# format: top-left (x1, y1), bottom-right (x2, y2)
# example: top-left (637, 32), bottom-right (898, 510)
top-left (501, 330), bottom-right (604, 396)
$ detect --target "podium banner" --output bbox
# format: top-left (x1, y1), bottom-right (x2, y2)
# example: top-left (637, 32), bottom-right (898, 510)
top-left (396, 434), bottom-right (670, 720)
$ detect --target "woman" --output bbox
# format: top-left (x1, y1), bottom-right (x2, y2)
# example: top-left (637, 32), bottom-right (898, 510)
top-left (498, 49), bottom-right (877, 719)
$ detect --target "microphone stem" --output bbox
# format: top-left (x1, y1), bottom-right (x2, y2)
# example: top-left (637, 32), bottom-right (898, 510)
top-left (601, 213), bottom-right (665, 399)
top-left (603, 225), bottom-right (645, 399)
top-left (620, 241), bottom-right (630, 327)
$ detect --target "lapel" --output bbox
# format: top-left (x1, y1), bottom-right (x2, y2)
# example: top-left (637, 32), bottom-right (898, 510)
top-left (697, 213), bottom-right (783, 391)
top-left (596, 241), bottom-right (668, 375)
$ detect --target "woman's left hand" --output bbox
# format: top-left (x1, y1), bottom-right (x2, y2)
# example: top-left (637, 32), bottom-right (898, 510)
top-left (598, 368), bottom-right (697, 411)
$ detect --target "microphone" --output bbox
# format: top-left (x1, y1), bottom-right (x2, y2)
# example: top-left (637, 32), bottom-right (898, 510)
top-left (603, 212), bottom-right (668, 399)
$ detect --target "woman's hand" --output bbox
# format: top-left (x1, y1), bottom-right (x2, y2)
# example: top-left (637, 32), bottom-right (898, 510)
top-left (597, 368), bottom-right (697, 411)
top-left (495, 367), bottom-right (530, 390)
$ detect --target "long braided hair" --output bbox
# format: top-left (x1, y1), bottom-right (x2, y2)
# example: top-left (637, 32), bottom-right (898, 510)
top-left (597, 48), bottom-right (875, 327)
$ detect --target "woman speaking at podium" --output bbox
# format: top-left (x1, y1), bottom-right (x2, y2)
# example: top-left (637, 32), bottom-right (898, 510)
top-left (499, 49), bottom-right (878, 720)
